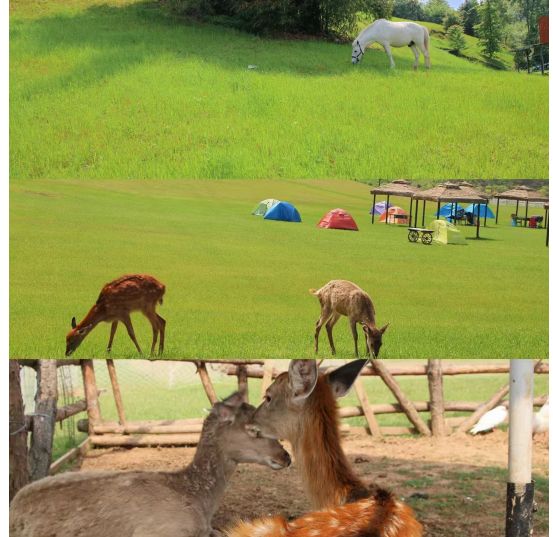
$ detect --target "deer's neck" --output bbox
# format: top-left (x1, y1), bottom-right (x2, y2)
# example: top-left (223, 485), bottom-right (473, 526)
top-left (78, 304), bottom-right (105, 329)
top-left (292, 380), bottom-right (368, 509)
top-left (182, 420), bottom-right (236, 520)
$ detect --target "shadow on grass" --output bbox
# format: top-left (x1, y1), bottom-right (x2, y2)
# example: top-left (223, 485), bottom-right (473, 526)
top-left (11, 0), bottom-right (480, 97)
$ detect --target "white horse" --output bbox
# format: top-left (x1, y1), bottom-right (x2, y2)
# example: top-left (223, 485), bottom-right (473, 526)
top-left (352, 19), bottom-right (430, 70)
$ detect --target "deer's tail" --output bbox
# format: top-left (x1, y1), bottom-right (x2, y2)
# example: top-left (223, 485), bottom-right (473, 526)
top-left (226, 490), bottom-right (423, 537)
top-left (309, 288), bottom-right (319, 296)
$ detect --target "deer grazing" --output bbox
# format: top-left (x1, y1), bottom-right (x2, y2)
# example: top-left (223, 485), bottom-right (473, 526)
top-left (65, 274), bottom-right (166, 356)
top-left (226, 360), bottom-right (423, 537)
top-left (10, 392), bottom-right (291, 537)
top-left (310, 280), bottom-right (389, 357)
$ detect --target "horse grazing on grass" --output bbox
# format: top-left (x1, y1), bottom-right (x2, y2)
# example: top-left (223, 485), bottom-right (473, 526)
top-left (352, 19), bottom-right (430, 70)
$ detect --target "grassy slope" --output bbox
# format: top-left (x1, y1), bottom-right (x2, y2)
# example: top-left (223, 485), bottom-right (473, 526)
top-left (10, 179), bottom-right (548, 359)
top-left (10, 0), bottom-right (548, 179)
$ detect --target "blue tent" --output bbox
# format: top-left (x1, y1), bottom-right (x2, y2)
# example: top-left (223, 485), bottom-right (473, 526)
top-left (435, 203), bottom-right (464, 217)
top-left (370, 201), bottom-right (390, 215)
top-left (464, 204), bottom-right (495, 218)
top-left (264, 201), bottom-right (302, 223)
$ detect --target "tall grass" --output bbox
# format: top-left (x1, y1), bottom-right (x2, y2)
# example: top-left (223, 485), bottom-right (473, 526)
top-left (10, 0), bottom-right (548, 179)
top-left (10, 179), bottom-right (548, 359)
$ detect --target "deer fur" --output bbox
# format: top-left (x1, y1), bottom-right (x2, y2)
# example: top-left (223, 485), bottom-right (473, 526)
top-left (10, 393), bottom-right (291, 537)
top-left (65, 274), bottom-right (166, 356)
top-left (226, 360), bottom-right (422, 537)
top-left (310, 280), bottom-right (389, 357)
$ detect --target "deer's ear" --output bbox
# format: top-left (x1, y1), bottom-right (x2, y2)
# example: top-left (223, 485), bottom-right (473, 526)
top-left (71, 317), bottom-right (77, 329)
top-left (212, 402), bottom-right (236, 423)
top-left (380, 323), bottom-right (390, 334)
top-left (328, 360), bottom-right (367, 398)
top-left (221, 391), bottom-right (244, 409)
top-left (288, 360), bottom-right (318, 402)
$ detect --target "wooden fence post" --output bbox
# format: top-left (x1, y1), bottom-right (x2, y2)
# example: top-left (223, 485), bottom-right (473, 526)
top-left (9, 360), bottom-right (29, 501)
top-left (427, 359), bottom-right (447, 436)
top-left (106, 359), bottom-right (126, 425)
top-left (370, 359), bottom-right (432, 436)
top-left (81, 360), bottom-right (102, 435)
top-left (237, 364), bottom-right (249, 403)
top-left (29, 360), bottom-right (58, 481)
top-left (353, 379), bottom-right (381, 438)
top-left (196, 361), bottom-right (218, 405)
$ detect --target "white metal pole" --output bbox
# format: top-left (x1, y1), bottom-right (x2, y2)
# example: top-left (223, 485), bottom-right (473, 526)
top-left (506, 359), bottom-right (535, 537)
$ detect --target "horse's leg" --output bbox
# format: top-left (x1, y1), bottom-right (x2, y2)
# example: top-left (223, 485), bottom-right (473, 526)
top-left (420, 41), bottom-right (431, 69)
top-left (410, 44), bottom-right (420, 71)
top-left (382, 43), bottom-right (395, 68)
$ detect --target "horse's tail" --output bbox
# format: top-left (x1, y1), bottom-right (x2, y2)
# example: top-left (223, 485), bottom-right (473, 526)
top-left (423, 26), bottom-right (429, 53)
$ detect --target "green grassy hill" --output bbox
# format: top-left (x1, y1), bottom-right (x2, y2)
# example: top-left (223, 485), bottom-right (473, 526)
top-left (9, 0), bottom-right (548, 179)
top-left (10, 179), bottom-right (548, 359)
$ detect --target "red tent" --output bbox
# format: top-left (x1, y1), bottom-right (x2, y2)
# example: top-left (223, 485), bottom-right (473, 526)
top-left (317, 208), bottom-right (359, 231)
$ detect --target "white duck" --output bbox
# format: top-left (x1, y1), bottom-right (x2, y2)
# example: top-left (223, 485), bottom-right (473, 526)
top-left (532, 397), bottom-right (549, 435)
top-left (470, 405), bottom-right (508, 434)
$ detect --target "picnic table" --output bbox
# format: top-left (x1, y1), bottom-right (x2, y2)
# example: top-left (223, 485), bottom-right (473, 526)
top-left (408, 227), bottom-right (434, 245)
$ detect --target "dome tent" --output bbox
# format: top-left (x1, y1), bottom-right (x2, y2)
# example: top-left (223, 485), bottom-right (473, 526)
top-left (318, 209), bottom-right (359, 231)
top-left (370, 201), bottom-right (390, 215)
top-left (252, 199), bottom-right (280, 216)
top-left (379, 206), bottom-right (408, 224)
top-left (464, 204), bottom-right (495, 219)
top-left (264, 201), bottom-right (301, 223)
top-left (429, 220), bottom-right (467, 245)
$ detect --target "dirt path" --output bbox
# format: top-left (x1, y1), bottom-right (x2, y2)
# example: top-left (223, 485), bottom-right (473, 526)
top-left (78, 430), bottom-right (548, 536)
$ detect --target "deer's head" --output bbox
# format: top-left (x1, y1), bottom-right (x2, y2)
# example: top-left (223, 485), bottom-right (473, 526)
top-left (248, 359), bottom-right (367, 441)
top-left (362, 323), bottom-right (389, 357)
top-left (212, 392), bottom-right (291, 470)
top-left (65, 317), bottom-right (93, 356)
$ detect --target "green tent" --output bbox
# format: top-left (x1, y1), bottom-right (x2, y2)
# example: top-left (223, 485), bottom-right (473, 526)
top-left (429, 219), bottom-right (467, 245)
top-left (252, 198), bottom-right (280, 216)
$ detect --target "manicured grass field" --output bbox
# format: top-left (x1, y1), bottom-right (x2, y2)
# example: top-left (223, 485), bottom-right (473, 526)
top-left (10, 179), bottom-right (548, 359)
top-left (10, 0), bottom-right (548, 179)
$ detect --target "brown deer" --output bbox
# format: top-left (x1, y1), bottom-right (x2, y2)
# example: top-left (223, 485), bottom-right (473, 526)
top-left (310, 280), bottom-right (389, 357)
top-left (65, 274), bottom-right (166, 356)
top-left (226, 359), bottom-right (422, 537)
top-left (10, 392), bottom-right (291, 537)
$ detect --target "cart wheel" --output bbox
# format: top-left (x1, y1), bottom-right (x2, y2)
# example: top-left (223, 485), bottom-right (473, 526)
top-left (422, 233), bottom-right (433, 245)
top-left (408, 231), bottom-right (419, 243)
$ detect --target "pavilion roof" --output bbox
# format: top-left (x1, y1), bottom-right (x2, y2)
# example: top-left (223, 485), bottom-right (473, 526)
top-left (413, 182), bottom-right (487, 203)
top-left (494, 185), bottom-right (548, 202)
top-left (370, 180), bottom-right (420, 197)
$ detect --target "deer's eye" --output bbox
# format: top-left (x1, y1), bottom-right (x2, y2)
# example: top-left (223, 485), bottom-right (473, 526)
top-left (265, 395), bottom-right (272, 404)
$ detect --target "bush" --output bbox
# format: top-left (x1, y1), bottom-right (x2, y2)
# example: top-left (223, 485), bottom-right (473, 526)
top-left (442, 11), bottom-right (461, 31)
top-left (422, 0), bottom-right (454, 23)
top-left (447, 24), bottom-right (467, 53)
top-left (392, 0), bottom-right (424, 20)
top-left (167, 0), bottom-right (391, 36)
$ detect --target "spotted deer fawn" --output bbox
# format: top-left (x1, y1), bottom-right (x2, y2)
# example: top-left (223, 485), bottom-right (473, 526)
top-left (310, 280), bottom-right (389, 357)
top-left (10, 392), bottom-right (291, 537)
top-left (227, 360), bottom-right (423, 537)
top-left (65, 274), bottom-right (166, 356)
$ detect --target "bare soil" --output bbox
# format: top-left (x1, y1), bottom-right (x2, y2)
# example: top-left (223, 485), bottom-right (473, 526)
top-left (77, 429), bottom-right (549, 537)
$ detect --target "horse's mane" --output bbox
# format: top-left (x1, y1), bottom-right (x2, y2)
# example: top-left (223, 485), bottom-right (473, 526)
top-left (353, 18), bottom-right (387, 44)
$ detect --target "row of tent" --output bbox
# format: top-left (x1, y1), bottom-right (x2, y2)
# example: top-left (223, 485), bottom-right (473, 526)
top-left (252, 199), bottom-right (359, 230)
top-left (373, 201), bottom-right (495, 219)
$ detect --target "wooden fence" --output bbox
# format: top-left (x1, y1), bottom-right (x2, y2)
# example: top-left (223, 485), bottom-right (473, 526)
top-left (9, 358), bottom-right (548, 502)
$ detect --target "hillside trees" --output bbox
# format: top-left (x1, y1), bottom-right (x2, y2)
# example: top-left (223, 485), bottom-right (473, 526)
top-left (392, 0), bottom-right (424, 20)
top-left (447, 24), bottom-right (468, 53)
top-left (476, 0), bottom-right (504, 58)
top-left (422, 0), bottom-right (454, 23)
top-left (458, 0), bottom-right (480, 36)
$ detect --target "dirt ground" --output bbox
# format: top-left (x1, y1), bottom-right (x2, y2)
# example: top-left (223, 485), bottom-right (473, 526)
top-left (77, 429), bottom-right (549, 537)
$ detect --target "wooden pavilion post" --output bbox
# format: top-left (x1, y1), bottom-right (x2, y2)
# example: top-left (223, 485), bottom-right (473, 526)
top-left (106, 359), bottom-right (126, 425)
top-left (484, 201), bottom-right (489, 227)
top-left (408, 197), bottom-right (413, 226)
top-left (81, 360), bottom-right (102, 435)
top-left (524, 200), bottom-right (529, 227)
top-left (9, 360), bottom-right (29, 501)
top-left (437, 200), bottom-right (441, 221)
top-left (515, 200), bottom-right (519, 217)
top-left (427, 360), bottom-right (446, 436)
top-left (414, 200), bottom-right (419, 227)
top-left (369, 359), bottom-right (431, 436)
top-left (385, 194), bottom-right (390, 225)
top-left (496, 197), bottom-right (500, 224)
top-left (421, 200), bottom-right (426, 226)
top-left (29, 360), bottom-right (58, 481)
top-left (371, 194), bottom-right (376, 224)
top-left (476, 207), bottom-right (481, 239)
top-left (196, 361), bottom-right (218, 405)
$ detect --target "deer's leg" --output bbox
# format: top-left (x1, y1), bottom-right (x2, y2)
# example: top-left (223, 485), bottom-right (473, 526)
top-left (314, 309), bottom-right (332, 354)
top-left (122, 315), bottom-right (143, 355)
top-left (156, 314), bottom-right (166, 354)
top-left (325, 314), bottom-right (340, 355)
top-left (143, 310), bottom-right (159, 356)
top-left (349, 318), bottom-right (359, 357)
top-left (107, 321), bottom-right (118, 352)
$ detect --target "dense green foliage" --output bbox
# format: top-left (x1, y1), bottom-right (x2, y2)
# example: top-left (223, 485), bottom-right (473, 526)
top-left (10, 179), bottom-right (549, 359)
top-left (442, 11), bottom-right (461, 31)
top-left (476, 0), bottom-right (503, 58)
top-left (9, 1), bottom-right (548, 180)
top-left (447, 24), bottom-right (467, 53)
top-left (458, 0), bottom-right (479, 36)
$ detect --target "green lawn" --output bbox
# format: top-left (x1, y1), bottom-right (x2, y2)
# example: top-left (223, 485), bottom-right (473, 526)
top-left (10, 179), bottom-right (548, 359)
top-left (10, 0), bottom-right (548, 179)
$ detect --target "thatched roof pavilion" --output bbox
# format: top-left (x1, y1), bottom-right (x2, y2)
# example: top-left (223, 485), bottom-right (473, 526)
top-left (494, 185), bottom-right (549, 225)
top-left (369, 180), bottom-right (420, 225)
top-left (413, 183), bottom-right (489, 238)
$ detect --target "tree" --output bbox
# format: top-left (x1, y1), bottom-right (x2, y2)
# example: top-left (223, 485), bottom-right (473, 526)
top-left (443, 11), bottom-right (461, 31)
top-left (447, 24), bottom-right (468, 53)
top-left (392, 0), bottom-right (424, 20)
top-left (422, 0), bottom-right (454, 24)
top-left (476, 0), bottom-right (503, 58)
top-left (458, 0), bottom-right (480, 36)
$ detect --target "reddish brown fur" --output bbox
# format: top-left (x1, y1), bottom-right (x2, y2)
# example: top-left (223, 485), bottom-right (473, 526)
top-left (226, 362), bottom-right (423, 537)
top-left (65, 274), bottom-right (166, 356)
top-left (310, 280), bottom-right (389, 357)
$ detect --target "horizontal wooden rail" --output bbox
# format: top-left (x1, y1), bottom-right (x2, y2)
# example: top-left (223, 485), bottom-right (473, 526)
top-left (90, 433), bottom-right (201, 447)
top-left (49, 438), bottom-right (90, 475)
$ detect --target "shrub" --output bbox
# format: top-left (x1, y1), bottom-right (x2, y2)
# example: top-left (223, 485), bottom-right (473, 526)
top-left (447, 24), bottom-right (467, 54)
top-left (442, 11), bottom-right (461, 31)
